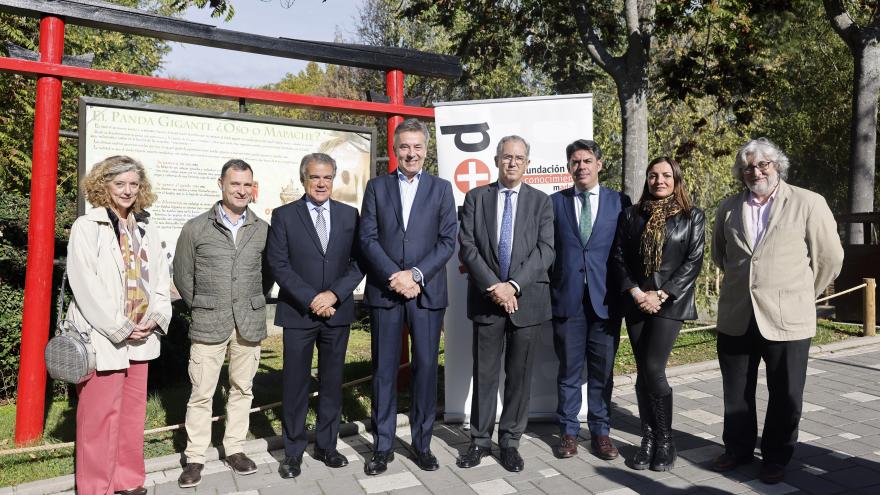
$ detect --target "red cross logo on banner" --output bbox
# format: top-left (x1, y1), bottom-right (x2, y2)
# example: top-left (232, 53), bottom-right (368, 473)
top-left (454, 158), bottom-right (491, 193)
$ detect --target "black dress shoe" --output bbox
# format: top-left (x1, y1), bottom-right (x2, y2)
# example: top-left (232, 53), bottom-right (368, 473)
top-left (759, 462), bottom-right (786, 484)
top-left (313, 447), bottom-right (349, 468)
top-left (456, 443), bottom-right (490, 468)
top-left (117, 487), bottom-right (148, 495)
top-left (499, 447), bottom-right (525, 472)
top-left (710, 452), bottom-right (754, 472)
top-left (414, 449), bottom-right (439, 471)
top-left (364, 450), bottom-right (395, 476)
top-left (278, 456), bottom-right (302, 479)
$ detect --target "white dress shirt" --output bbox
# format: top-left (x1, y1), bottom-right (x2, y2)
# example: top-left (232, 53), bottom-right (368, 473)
top-left (217, 203), bottom-right (247, 243)
top-left (305, 197), bottom-right (331, 236)
top-left (397, 169), bottom-right (422, 231)
top-left (496, 182), bottom-right (522, 245)
top-left (573, 183), bottom-right (601, 227)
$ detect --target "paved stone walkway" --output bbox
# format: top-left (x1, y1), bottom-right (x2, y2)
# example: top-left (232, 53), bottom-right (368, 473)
top-left (19, 343), bottom-right (880, 495)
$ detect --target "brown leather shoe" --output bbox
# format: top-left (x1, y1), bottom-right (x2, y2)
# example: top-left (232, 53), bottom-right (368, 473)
top-left (117, 488), bottom-right (147, 495)
top-left (557, 434), bottom-right (578, 458)
top-left (711, 452), bottom-right (754, 472)
top-left (225, 452), bottom-right (258, 475)
top-left (590, 435), bottom-right (619, 460)
top-left (759, 462), bottom-right (785, 484)
top-left (178, 463), bottom-right (203, 488)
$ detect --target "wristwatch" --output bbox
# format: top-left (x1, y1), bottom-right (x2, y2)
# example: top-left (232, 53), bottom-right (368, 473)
top-left (411, 268), bottom-right (423, 284)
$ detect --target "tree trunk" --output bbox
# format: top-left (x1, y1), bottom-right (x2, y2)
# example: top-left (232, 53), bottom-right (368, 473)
top-left (618, 81), bottom-right (649, 202)
top-left (847, 41), bottom-right (880, 244)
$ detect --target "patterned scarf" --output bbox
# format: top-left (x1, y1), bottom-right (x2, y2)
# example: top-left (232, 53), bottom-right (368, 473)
top-left (639, 194), bottom-right (682, 276)
top-left (118, 212), bottom-right (150, 323)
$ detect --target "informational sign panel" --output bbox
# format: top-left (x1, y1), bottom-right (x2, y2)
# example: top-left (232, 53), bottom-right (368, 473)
top-left (79, 98), bottom-right (375, 262)
top-left (435, 94), bottom-right (594, 423)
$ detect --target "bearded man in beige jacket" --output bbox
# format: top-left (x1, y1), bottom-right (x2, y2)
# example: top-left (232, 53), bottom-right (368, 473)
top-left (710, 138), bottom-right (843, 485)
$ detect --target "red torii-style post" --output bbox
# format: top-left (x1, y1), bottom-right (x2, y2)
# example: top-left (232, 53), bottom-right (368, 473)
top-left (1, 0), bottom-right (460, 445)
top-left (15, 14), bottom-right (65, 446)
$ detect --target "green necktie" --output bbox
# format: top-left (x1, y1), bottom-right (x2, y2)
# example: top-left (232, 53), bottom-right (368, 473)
top-left (579, 191), bottom-right (593, 245)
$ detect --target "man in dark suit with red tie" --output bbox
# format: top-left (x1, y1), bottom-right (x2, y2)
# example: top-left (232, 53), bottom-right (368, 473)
top-left (266, 153), bottom-right (364, 479)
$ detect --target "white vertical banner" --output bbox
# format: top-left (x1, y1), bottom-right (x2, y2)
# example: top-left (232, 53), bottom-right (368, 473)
top-left (435, 94), bottom-right (594, 422)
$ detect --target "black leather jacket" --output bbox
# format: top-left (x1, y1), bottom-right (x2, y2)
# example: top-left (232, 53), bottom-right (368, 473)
top-left (611, 204), bottom-right (706, 321)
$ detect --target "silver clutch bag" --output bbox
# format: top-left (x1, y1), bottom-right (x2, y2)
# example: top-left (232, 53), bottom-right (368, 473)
top-left (45, 269), bottom-right (96, 384)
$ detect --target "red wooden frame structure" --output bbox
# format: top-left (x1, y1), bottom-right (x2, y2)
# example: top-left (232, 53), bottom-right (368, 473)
top-left (1, 0), bottom-right (460, 445)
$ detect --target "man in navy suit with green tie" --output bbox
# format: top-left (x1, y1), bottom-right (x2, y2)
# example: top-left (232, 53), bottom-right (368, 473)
top-left (550, 139), bottom-right (631, 460)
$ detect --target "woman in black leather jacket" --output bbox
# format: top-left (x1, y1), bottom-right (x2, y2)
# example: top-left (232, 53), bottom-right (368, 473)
top-left (611, 156), bottom-right (705, 472)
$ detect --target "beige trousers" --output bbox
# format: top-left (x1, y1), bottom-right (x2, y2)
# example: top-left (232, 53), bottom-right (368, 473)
top-left (183, 330), bottom-right (261, 463)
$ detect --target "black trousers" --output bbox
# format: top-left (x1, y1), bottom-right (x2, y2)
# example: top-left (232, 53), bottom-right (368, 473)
top-left (281, 323), bottom-right (350, 458)
top-left (469, 318), bottom-right (540, 449)
top-left (627, 315), bottom-right (682, 397)
top-left (717, 316), bottom-right (811, 466)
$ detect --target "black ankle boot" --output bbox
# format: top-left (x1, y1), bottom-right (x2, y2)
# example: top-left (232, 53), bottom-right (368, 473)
top-left (630, 385), bottom-right (654, 470)
top-left (650, 392), bottom-right (676, 471)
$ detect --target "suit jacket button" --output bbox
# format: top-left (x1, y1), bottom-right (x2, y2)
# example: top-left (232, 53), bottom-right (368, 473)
top-left (233, 298), bottom-right (238, 303)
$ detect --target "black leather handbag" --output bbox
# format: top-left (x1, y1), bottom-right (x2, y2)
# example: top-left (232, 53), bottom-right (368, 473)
top-left (45, 269), bottom-right (96, 384)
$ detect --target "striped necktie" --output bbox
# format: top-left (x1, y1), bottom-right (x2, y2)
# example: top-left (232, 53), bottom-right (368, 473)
top-left (315, 205), bottom-right (328, 253)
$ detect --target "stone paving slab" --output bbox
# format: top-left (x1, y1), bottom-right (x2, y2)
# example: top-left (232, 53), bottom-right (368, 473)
top-left (8, 340), bottom-right (880, 495)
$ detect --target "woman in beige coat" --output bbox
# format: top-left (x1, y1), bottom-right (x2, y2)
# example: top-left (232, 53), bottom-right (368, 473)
top-left (67, 156), bottom-right (171, 495)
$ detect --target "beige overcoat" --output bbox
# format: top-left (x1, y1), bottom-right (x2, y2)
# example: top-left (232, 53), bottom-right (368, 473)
top-left (66, 207), bottom-right (171, 371)
top-left (712, 181), bottom-right (844, 341)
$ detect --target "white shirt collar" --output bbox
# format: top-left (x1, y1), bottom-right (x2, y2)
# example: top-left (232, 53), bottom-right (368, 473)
top-left (574, 183), bottom-right (601, 196)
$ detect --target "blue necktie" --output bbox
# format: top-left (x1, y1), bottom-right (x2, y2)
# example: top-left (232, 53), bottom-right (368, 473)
top-left (499, 190), bottom-right (514, 280)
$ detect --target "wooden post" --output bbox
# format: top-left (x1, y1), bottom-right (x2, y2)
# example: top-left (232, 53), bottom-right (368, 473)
top-left (864, 278), bottom-right (876, 337)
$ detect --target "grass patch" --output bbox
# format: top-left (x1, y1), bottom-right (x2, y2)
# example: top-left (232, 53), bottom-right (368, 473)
top-left (0, 318), bottom-right (864, 486)
top-left (614, 319), bottom-right (864, 375)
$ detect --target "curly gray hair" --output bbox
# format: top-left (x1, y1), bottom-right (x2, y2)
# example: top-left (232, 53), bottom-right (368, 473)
top-left (732, 137), bottom-right (790, 182)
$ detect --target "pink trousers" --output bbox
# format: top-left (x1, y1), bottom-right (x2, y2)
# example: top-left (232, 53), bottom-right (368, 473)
top-left (75, 361), bottom-right (148, 495)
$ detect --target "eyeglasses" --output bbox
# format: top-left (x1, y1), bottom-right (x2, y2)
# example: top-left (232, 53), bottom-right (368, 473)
top-left (500, 154), bottom-right (527, 165)
top-left (742, 160), bottom-right (774, 175)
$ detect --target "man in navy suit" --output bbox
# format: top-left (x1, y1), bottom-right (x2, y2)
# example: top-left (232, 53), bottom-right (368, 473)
top-left (359, 118), bottom-right (457, 475)
top-left (550, 139), bottom-right (631, 460)
top-left (266, 153), bottom-right (364, 479)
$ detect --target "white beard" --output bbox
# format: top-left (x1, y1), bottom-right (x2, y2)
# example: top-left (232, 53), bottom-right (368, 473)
top-left (747, 174), bottom-right (779, 196)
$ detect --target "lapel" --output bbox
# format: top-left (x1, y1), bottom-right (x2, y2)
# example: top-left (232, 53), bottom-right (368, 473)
top-left (327, 199), bottom-right (341, 251)
top-left (294, 198), bottom-right (324, 254)
top-left (386, 172), bottom-right (404, 231)
top-left (754, 181), bottom-right (791, 255)
top-left (484, 182), bottom-right (500, 259)
top-left (585, 186), bottom-right (608, 249)
top-left (561, 187), bottom-right (581, 245)
top-left (511, 183), bottom-right (533, 262)
top-left (235, 207), bottom-right (258, 251)
top-left (734, 190), bottom-right (753, 254)
top-left (409, 172), bottom-right (433, 228)
top-left (88, 208), bottom-right (126, 274)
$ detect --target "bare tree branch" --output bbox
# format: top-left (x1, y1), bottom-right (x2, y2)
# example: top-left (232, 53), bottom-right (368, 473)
top-left (569, 0), bottom-right (624, 79)
top-left (638, 0), bottom-right (656, 39)
top-left (624, 0), bottom-right (639, 34)
top-left (823, 0), bottom-right (858, 47)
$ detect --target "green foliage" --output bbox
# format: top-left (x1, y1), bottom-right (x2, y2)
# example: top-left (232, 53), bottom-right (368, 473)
top-left (0, 0), bottom-right (170, 400)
